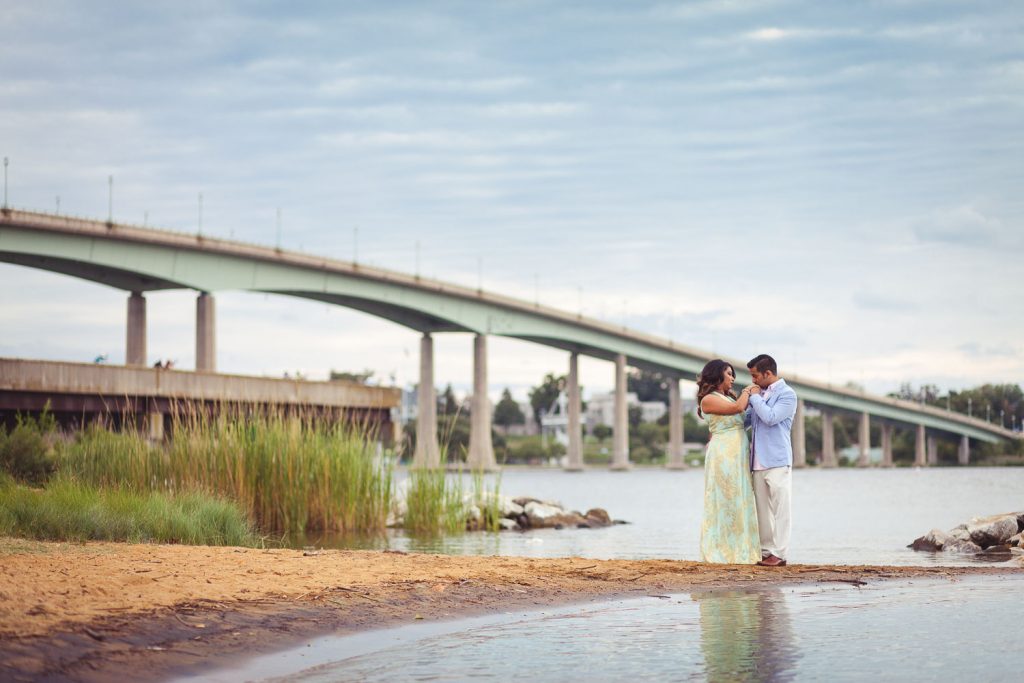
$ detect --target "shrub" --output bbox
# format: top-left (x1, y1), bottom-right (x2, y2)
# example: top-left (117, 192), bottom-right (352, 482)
top-left (0, 412), bottom-right (58, 485)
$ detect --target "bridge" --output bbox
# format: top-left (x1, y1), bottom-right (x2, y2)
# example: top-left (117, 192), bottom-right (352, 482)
top-left (1, 207), bottom-right (1018, 468)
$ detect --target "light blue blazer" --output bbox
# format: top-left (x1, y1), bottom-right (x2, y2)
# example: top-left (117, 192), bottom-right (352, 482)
top-left (744, 378), bottom-right (797, 470)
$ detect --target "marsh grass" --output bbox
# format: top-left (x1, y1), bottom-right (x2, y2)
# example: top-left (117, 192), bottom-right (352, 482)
top-left (55, 405), bottom-right (392, 536)
top-left (0, 474), bottom-right (257, 546)
top-left (403, 467), bottom-right (466, 535)
top-left (471, 469), bottom-right (504, 533)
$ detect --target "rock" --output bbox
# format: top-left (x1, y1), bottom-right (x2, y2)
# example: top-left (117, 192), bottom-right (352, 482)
top-left (948, 525), bottom-right (971, 542)
top-left (524, 501), bottom-right (588, 529)
top-left (909, 529), bottom-right (949, 551)
top-left (1016, 512), bottom-right (1024, 533)
top-left (980, 544), bottom-right (1012, 557)
top-left (516, 512), bottom-right (531, 529)
top-left (967, 515), bottom-right (1019, 548)
top-left (498, 518), bottom-right (519, 531)
top-left (499, 497), bottom-right (525, 518)
top-left (1009, 532), bottom-right (1023, 548)
top-left (513, 496), bottom-right (543, 507)
top-left (465, 505), bottom-right (483, 531)
top-left (584, 508), bottom-right (612, 526)
top-left (944, 538), bottom-right (983, 554)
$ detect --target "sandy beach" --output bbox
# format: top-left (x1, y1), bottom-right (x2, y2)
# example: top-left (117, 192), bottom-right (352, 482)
top-left (2, 537), bottom-right (1021, 681)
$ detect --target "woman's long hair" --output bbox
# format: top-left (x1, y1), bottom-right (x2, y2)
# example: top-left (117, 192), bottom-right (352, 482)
top-left (696, 359), bottom-right (736, 418)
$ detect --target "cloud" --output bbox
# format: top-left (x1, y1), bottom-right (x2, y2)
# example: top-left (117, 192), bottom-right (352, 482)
top-left (852, 292), bottom-right (918, 313)
top-left (912, 205), bottom-right (1011, 248)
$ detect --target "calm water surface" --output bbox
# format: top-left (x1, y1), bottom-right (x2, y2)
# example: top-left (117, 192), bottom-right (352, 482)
top-left (307, 467), bottom-right (1024, 566)
top-left (207, 574), bottom-right (1024, 682)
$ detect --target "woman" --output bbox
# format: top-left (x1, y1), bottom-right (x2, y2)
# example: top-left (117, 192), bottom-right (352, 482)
top-left (697, 359), bottom-right (760, 564)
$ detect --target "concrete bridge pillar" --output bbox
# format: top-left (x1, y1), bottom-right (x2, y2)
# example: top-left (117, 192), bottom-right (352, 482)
top-left (467, 334), bottom-right (496, 471)
top-left (147, 411), bottom-right (164, 441)
top-left (195, 292), bottom-right (216, 372)
top-left (126, 291), bottom-right (147, 366)
top-left (792, 399), bottom-right (807, 467)
top-left (881, 423), bottom-right (894, 467)
top-left (927, 435), bottom-right (938, 466)
top-left (564, 352), bottom-right (584, 471)
top-left (821, 409), bottom-right (837, 467)
top-left (611, 353), bottom-right (630, 470)
top-left (857, 412), bottom-right (871, 467)
top-left (413, 333), bottom-right (440, 468)
top-left (666, 375), bottom-right (686, 469)
top-left (914, 424), bottom-right (927, 466)
top-left (958, 435), bottom-right (970, 466)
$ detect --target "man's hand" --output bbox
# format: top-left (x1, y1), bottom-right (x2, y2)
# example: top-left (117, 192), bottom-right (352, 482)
top-left (749, 385), bottom-right (762, 396)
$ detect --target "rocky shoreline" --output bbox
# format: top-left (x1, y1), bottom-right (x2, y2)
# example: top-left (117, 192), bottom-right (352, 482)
top-left (389, 488), bottom-right (621, 532)
top-left (910, 511), bottom-right (1024, 559)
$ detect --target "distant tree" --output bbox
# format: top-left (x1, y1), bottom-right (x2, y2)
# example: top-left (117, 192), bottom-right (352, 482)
top-left (684, 412), bottom-right (709, 444)
top-left (628, 405), bottom-right (643, 429)
top-left (529, 373), bottom-right (566, 426)
top-left (493, 388), bottom-right (526, 428)
top-left (592, 424), bottom-right (612, 442)
top-left (438, 383), bottom-right (459, 416)
top-left (329, 369), bottom-right (374, 384)
top-left (628, 368), bottom-right (670, 403)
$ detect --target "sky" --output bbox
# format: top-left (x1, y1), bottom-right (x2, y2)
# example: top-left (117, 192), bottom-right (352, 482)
top-left (2, 0), bottom-right (1022, 402)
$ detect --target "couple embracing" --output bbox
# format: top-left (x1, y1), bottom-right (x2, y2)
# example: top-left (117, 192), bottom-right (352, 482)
top-left (698, 354), bottom-right (796, 567)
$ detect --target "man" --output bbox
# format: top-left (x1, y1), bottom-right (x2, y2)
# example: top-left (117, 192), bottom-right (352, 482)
top-left (745, 354), bottom-right (797, 567)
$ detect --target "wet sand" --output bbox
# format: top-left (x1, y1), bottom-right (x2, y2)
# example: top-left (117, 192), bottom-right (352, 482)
top-left (1, 537), bottom-right (1020, 682)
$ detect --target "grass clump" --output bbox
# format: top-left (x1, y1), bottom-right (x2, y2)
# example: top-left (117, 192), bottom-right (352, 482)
top-left (403, 468), bottom-right (466, 535)
top-left (55, 408), bottom-right (392, 536)
top-left (0, 409), bottom-right (58, 485)
top-left (0, 475), bottom-right (257, 546)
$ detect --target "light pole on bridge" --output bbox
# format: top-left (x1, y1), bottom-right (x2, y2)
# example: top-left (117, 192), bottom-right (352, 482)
top-left (3, 156), bottom-right (8, 209)
top-left (1000, 409), bottom-right (1005, 428)
top-left (107, 175), bottom-right (113, 223)
top-left (967, 397), bottom-right (972, 418)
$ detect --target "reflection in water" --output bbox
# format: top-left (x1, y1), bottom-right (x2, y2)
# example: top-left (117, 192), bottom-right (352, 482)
top-left (695, 589), bottom-right (798, 682)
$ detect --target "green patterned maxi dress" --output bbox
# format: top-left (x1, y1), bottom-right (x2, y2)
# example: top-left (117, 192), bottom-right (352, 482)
top-left (700, 393), bottom-right (760, 564)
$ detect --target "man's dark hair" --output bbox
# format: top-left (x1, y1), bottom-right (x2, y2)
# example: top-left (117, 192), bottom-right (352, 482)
top-left (747, 354), bottom-right (777, 375)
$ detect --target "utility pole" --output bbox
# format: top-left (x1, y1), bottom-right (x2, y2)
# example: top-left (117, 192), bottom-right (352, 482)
top-left (198, 193), bottom-right (203, 236)
top-left (107, 175), bottom-right (113, 223)
top-left (2, 157), bottom-right (8, 209)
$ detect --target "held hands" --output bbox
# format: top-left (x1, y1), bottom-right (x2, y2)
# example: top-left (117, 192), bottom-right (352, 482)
top-left (746, 385), bottom-right (762, 396)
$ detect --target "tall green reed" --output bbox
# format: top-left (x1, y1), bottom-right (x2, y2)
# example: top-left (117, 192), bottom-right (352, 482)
top-left (56, 404), bottom-right (391, 536)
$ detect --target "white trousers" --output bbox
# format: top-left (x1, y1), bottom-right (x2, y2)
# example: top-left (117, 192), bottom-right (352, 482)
top-left (752, 466), bottom-right (791, 560)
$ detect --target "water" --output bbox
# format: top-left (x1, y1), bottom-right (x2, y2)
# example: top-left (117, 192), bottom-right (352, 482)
top-left (305, 467), bottom-right (1024, 566)
top-left (206, 574), bottom-right (1024, 682)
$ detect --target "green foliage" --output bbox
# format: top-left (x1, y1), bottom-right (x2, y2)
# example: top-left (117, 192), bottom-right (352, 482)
top-left (528, 373), bottom-right (565, 426)
top-left (471, 470), bottom-right (504, 533)
top-left (627, 368), bottom-right (671, 403)
top-left (501, 435), bottom-right (565, 464)
top-left (403, 468), bottom-right (465, 535)
top-left (0, 409), bottom-right (58, 485)
top-left (0, 476), bottom-right (257, 546)
top-left (329, 369), bottom-right (375, 384)
top-left (439, 384), bottom-right (460, 416)
top-left (56, 408), bottom-right (392, 536)
top-left (493, 388), bottom-right (526, 428)
top-left (592, 424), bottom-right (612, 442)
top-left (684, 412), bottom-right (709, 444)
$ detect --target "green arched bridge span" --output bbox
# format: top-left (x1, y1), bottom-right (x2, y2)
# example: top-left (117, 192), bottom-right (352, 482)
top-left (1, 208), bottom-right (1017, 467)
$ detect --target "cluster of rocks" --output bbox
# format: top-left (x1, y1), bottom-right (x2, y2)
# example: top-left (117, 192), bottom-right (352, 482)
top-left (470, 496), bottom-right (618, 532)
top-left (388, 486), bottom-right (618, 532)
top-left (909, 511), bottom-right (1024, 558)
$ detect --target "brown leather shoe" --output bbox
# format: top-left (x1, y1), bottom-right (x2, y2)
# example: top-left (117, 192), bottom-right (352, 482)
top-left (757, 554), bottom-right (787, 567)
